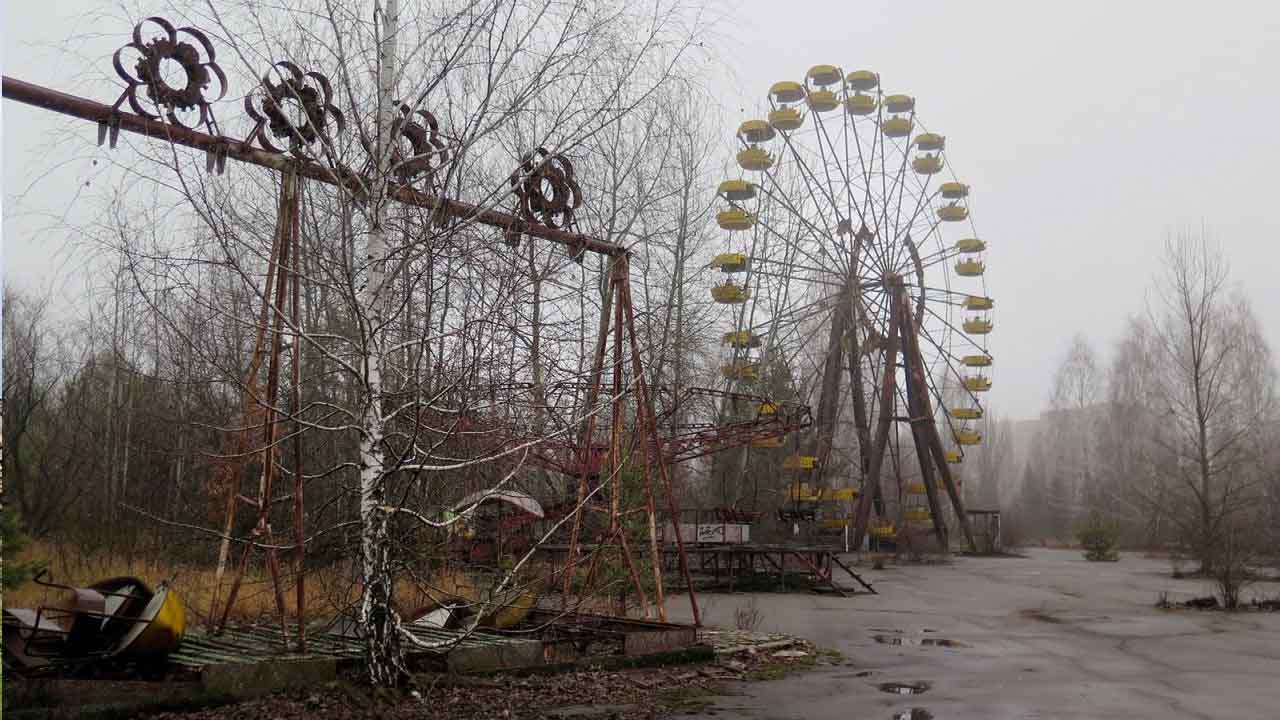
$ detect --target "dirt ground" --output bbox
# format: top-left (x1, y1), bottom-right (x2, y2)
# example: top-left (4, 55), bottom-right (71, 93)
top-left (664, 547), bottom-right (1280, 720)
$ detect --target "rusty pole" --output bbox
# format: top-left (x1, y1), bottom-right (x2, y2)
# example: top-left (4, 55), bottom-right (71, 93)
top-left (290, 172), bottom-right (306, 651)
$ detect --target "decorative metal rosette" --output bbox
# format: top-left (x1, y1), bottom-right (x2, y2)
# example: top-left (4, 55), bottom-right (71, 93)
top-left (111, 16), bottom-right (227, 131)
top-left (244, 61), bottom-right (345, 158)
top-left (389, 103), bottom-right (449, 189)
top-left (510, 148), bottom-right (583, 230)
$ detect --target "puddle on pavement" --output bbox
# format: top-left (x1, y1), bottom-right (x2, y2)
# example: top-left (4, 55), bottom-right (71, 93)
top-left (873, 634), bottom-right (966, 648)
top-left (893, 710), bottom-right (934, 720)
top-left (878, 681), bottom-right (930, 695)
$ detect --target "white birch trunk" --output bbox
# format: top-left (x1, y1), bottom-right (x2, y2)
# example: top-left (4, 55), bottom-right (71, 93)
top-left (358, 0), bottom-right (404, 686)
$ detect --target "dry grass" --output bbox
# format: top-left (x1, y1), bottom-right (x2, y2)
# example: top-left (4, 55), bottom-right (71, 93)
top-left (5, 541), bottom-right (443, 628)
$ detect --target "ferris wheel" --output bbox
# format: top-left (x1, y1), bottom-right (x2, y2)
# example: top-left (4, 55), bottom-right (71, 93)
top-left (709, 64), bottom-right (993, 550)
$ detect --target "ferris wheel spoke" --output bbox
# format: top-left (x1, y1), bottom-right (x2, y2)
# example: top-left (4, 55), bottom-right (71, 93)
top-left (772, 130), bottom-right (856, 268)
top-left (811, 106), bottom-right (868, 231)
top-left (752, 187), bottom-right (854, 276)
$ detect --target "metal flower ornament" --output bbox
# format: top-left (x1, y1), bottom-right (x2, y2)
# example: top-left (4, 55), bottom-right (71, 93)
top-left (389, 103), bottom-right (449, 189)
top-left (111, 16), bottom-right (227, 133)
top-left (511, 148), bottom-right (583, 230)
top-left (244, 61), bottom-right (345, 159)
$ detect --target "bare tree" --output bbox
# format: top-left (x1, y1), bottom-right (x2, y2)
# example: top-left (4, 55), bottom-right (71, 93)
top-left (1135, 230), bottom-right (1276, 574)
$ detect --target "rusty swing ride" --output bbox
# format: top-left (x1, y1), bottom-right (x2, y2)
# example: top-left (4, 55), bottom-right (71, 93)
top-left (1, 15), bottom-right (822, 666)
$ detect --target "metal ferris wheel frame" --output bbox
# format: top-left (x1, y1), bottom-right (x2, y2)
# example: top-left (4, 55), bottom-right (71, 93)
top-left (710, 64), bottom-right (994, 551)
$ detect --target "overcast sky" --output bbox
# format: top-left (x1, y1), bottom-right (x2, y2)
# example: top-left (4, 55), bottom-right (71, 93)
top-left (5, 1), bottom-right (1280, 420)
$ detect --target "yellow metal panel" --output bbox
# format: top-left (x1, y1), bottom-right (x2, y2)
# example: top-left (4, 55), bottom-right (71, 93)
top-left (712, 252), bottom-right (750, 272)
top-left (769, 107), bottom-right (804, 131)
top-left (783, 454), bottom-right (818, 470)
top-left (770, 80), bottom-right (806, 104)
top-left (806, 64), bottom-right (843, 86)
top-left (737, 146), bottom-right (774, 172)
top-left (884, 94), bottom-right (915, 113)
top-left (717, 179), bottom-right (756, 201)
top-left (912, 155), bottom-right (944, 175)
top-left (964, 295), bottom-right (994, 310)
top-left (737, 119), bottom-right (775, 144)
top-left (845, 94), bottom-right (877, 115)
top-left (845, 70), bottom-right (879, 91)
top-left (963, 318), bottom-right (993, 334)
top-left (711, 283), bottom-right (751, 304)
top-left (882, 116), bottom-right (913, 138)
top-left (806, 90), bottom-right (839, 113)
top-left (914, 132), bottom-right (945, 151)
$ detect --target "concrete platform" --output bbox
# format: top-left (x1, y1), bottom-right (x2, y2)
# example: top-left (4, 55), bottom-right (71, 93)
top-left (665, 548), bottom-right (1280, 720)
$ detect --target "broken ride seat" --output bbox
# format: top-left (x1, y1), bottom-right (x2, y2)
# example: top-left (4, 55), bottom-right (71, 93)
top-left (2, 570), bottom-right (187, 673)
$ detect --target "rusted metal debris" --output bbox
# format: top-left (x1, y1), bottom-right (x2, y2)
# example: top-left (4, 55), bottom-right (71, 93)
top-left (2, 571), bottom-right (188, 675)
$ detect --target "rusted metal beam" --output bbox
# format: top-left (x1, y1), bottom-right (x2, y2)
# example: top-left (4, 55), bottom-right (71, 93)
top-left (2, 74), bottom-right (626, 257)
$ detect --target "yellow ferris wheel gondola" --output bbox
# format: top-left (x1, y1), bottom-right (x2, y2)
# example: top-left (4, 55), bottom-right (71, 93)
top-left (881, 116), bottom-right (913, 138)
top-left (912, 154), bottom-right (944, 174)
top-left (955, 259), bottom-right (985, 276)
top-left (955, 238), bottom-right (986, 253)
top-left (961, 354), bottom-right (992, 367)
top-left (954, 429), bottom-right (982, 445)
top-left (722, 361), bottom-right (761, 382)
top-left (783, 454), bottom-right (818, 470)
top-left (717, 208), bottom-right (755, 231)
top-left (712, 252), bottom-right (751, 273)
top-left (964, 295), bottom-right (993, 311)
top-left (963, 375), bottom-right (992, 393)
top-left (722, 329), bottom-right (761, 348)
top-left (769, 107), bottom-right (804, 131)
top-left (806, 64), bottom-right (843, 86)
top-left (806, 90), bottom-right (839, 113)
top-left (711, 282), bottom-right (751, 304)
top-left (718, 179), bottom-right (756, 202)
top-left (736, 146), bottom-right (773, 171)
top-left (737, 119), bottom-right (776, 144)
top-left (963, 317), bottom-right (993, 335)
top-left (949, 406), bottom-right (983, 420)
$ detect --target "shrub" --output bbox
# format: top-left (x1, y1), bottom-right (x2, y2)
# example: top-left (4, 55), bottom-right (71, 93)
top-left (1077, 511), bottom-right (1120, 562)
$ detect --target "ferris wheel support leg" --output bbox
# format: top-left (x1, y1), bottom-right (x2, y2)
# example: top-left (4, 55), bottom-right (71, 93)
top-left (808, 303), bottom-right (848, 486)
top-left (896, 289), bottom-right (978, 553)
top-left (896, 293), bottom-right (951, 550)
top-left (839, 296), bottom-right (881, 517)
top-left (909, 420), bottom-right (950, 548)
top-left (849, 308), bottom-right (901, 551)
